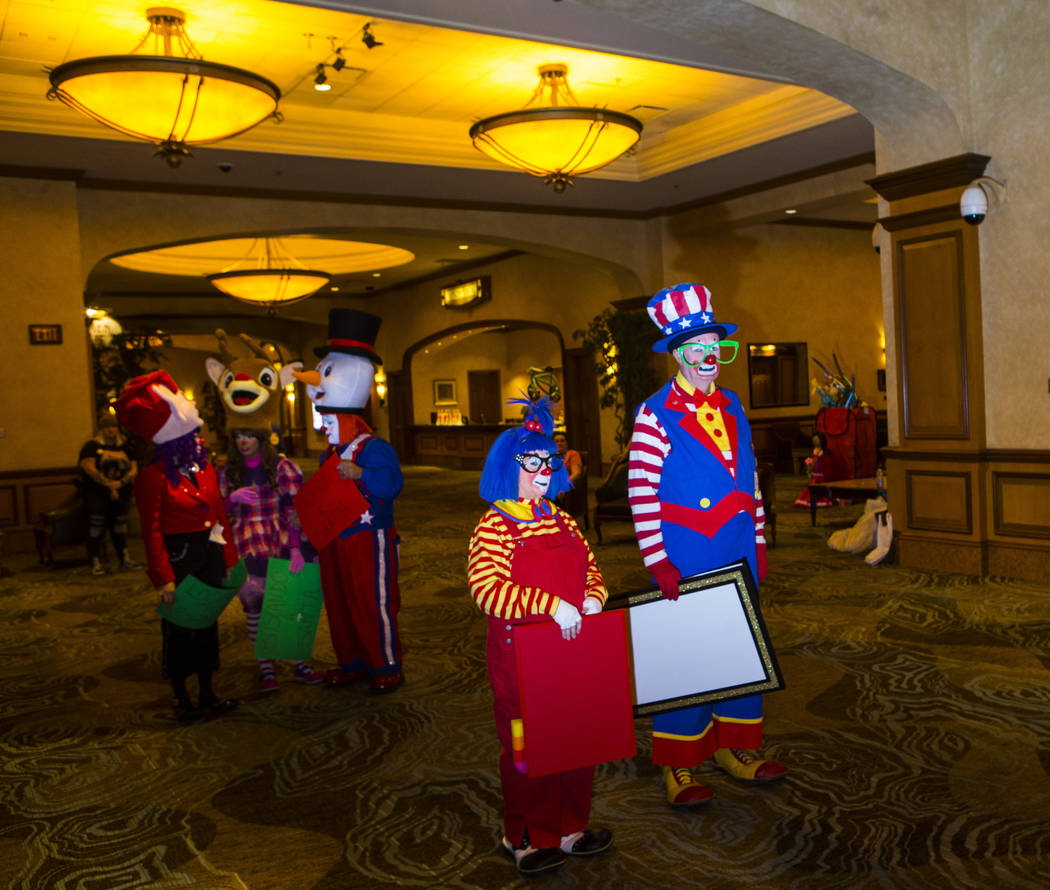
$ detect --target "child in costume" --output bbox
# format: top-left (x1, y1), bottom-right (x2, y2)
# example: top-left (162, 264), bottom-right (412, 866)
top-left (794, 431), bottom-right (836, 508)
top-left (115, 371), bottom-right (239, 724)
top-left (467, 397), bottom-right (614, 878)
top-left (293, 309), bottom-right (404, 694)
top-left (206, 330), bottom-right (323, 692)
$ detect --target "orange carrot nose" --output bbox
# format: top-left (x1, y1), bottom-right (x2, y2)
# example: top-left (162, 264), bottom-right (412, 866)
top-left (292, 369), bottom-right (321, 386)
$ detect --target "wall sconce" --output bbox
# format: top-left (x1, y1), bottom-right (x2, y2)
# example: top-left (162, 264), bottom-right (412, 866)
top-left (440, 275), bottom-right (491, 309)
top-left (374, 369), bottom-right (387, 406)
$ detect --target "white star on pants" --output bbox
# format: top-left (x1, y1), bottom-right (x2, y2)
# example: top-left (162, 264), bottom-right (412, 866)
top-left (359, 509), bottom-right (374, 525)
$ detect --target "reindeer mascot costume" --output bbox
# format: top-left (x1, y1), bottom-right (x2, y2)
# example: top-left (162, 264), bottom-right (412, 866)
top-left (293, 309), bottom-right (404, 693)
top-left (206, 331), bottom-right (324, 692)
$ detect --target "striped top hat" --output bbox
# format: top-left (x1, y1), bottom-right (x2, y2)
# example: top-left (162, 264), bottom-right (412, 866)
top-left (646, 282), bottom-right (737, 353)
top-left (314, 308), bottom-right (383, 364)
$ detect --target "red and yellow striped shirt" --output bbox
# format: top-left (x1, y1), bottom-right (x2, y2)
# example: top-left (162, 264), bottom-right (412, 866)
top-left (468, 501), bottom-right (608, 621)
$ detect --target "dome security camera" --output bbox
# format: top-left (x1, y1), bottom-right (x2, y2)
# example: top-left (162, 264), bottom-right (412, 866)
top-left (960, 184), bottom-right (987, 225)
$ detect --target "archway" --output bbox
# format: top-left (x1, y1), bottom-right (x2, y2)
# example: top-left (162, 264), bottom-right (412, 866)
top-left (392, 319), bottom-right (600, 474)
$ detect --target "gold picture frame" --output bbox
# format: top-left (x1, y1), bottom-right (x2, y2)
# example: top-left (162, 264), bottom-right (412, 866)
top-left (433, 378), bottom-right (457, 405)
top-left (606, 561), bottom-right (784, 716)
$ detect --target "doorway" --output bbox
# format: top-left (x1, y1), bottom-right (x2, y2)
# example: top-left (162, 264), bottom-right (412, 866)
top-left (467, 370), bottom-right (502, 424)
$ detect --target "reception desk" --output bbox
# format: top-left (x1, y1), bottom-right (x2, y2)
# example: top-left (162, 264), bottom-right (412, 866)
top-left (410, 424), bottom-right (510, 470)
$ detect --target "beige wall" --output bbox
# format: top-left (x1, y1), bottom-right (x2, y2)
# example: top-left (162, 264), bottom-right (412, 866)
top-left (660, 220), bottom-right (886, 416)
top-left (965, 1), bottom-right (1050, 448)
top-left (0, 172), bottom-right (886, 477)
top-left (0, 177), bottom-right (93, 471)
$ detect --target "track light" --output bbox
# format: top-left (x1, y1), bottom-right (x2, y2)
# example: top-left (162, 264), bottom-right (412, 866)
top-left (362, 23), bottom-right (383, 49)
top-left (332, 49), bottom-right (346, 71)
top-left (313, 63), bottom-right (330, 92)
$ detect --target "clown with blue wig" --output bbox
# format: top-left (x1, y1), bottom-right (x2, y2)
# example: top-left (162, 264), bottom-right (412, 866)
top-left (467, 397), bottom-right (614, 878)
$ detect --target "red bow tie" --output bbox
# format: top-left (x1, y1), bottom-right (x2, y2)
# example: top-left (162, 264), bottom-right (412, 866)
top-left (693, 388), bottom-right (724, 410)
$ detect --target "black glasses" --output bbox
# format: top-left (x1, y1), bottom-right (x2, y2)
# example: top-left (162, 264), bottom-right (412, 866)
top-left (515, 453), bottom-right (564, 473)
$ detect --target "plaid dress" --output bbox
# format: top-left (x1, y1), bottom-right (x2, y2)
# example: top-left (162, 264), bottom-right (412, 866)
top-left (217, 457), bottom-right (303, 561)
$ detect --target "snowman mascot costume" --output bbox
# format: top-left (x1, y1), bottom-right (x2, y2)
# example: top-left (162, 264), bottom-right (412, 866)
top-left (294, 309), bottom-right (405, 693)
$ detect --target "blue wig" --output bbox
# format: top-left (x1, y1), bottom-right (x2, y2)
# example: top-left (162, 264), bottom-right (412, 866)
top-left (479, 396), bottom-right (572, 503)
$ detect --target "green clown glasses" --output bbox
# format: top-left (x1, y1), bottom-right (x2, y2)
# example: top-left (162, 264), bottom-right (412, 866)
top-left (675, 339), bottom-right (739, 366)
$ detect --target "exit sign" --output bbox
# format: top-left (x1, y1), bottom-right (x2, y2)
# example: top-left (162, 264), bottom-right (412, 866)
top-left (28, 324), bottom-right (63, 345)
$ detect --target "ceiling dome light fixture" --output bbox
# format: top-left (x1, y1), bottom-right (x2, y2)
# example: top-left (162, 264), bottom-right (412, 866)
top-left (206, 237), bottom-right (331, 314)
top-left (47, 7), bottom-right (281, 168)
top-left (469, 63), bottom-right (642, 193)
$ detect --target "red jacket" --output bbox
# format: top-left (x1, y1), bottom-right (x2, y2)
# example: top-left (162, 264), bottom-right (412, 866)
top-left (135, 460), bottom-right (240, 587)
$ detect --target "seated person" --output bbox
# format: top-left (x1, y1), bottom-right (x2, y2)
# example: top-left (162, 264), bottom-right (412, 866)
top-left (794, 432), bottom-right (839, 508)
top-left (552, 432), bottom-right (583, 506)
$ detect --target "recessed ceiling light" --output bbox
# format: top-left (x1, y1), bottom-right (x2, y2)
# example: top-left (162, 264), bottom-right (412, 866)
top-left (457, 244), bottom-right (470, 250)
top-left (371, 272), bottom-right (381, 277)
top-left (330, 285), bottom-right (340, 291)
top-left (785, 208), bottom-right (798, 215)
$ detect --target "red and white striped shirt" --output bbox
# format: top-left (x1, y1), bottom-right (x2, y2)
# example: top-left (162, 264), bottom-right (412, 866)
top-left (628, 379), bottom-right (765, 574)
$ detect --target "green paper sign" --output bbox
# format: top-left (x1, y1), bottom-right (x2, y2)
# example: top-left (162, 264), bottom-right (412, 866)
top-left (253, 558), bottom-right (324, 661)
top-left (220, 559), bottom-right (248, 590)
top-left (156, 569), bottom-right (240, 629)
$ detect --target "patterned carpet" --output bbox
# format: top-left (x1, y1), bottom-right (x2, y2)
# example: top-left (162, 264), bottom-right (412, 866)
top-left (2, 467), bottom-right (1050, 889)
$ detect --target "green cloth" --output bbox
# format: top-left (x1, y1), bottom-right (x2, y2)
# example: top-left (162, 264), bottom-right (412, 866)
top-left (253, 559), bottom-right (323, 661)
top-left (155, 562), bottom-right (244, 629)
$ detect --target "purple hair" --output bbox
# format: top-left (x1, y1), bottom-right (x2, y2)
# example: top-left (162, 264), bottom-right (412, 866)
top-left (153, 428), bottom-right (209, 485)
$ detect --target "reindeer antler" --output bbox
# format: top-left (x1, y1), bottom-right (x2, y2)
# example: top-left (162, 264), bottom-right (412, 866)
top-left (214, 329), bottom-right (235, 365)
top-left (239, 332), bottom-right (279, 362)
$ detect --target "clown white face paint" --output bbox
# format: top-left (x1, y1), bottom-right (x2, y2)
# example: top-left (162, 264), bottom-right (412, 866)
top-left (320, 413), bottom-right (342, 446)
top-left (673, 331), bottom-right (722, 393)
top-left (517, 450), bottom-right (553, 500)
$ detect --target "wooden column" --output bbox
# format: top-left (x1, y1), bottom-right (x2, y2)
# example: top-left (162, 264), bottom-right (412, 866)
top-left (870, 154), bottom-right (1050, 581)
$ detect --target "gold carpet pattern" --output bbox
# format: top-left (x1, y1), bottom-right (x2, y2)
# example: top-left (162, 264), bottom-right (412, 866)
top-left (2, 467), bottom-right (1050, 889)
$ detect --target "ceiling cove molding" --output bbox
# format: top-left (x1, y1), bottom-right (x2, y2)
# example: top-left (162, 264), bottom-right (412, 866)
top-left (634, 88), bottom-right (855, 178)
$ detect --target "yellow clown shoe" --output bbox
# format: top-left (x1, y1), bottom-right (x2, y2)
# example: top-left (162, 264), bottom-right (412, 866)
top-left (713, 747), bottom-right (788, 783)
top-left (663, 766), bottom-right (715, 807)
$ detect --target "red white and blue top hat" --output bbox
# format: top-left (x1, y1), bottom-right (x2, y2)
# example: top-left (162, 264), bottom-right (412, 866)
top-left (647, 282), bottom-right (738, 353)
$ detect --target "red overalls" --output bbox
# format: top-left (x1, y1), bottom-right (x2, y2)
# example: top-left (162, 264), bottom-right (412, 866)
top-left (486, 512), bottom-right (594, 849)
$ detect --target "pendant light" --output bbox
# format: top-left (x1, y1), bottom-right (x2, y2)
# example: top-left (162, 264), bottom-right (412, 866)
top-left (470, 64), bottom-right (642, 193)
top-left (47, 7), bottom-right (281, 167)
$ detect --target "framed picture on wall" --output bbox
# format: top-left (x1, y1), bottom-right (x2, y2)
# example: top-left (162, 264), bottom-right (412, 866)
top-left (433, 379), bottom-right (457, 405)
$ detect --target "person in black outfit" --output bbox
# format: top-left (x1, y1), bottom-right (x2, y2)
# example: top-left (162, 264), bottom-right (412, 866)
top-left (78, 413), bottom-right (140, 575)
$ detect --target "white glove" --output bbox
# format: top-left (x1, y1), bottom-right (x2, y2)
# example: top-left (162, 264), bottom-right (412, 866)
top-left (581, 596), bottom-right (603, 615)
top-left (552, 600), bottom-right (582, 640)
